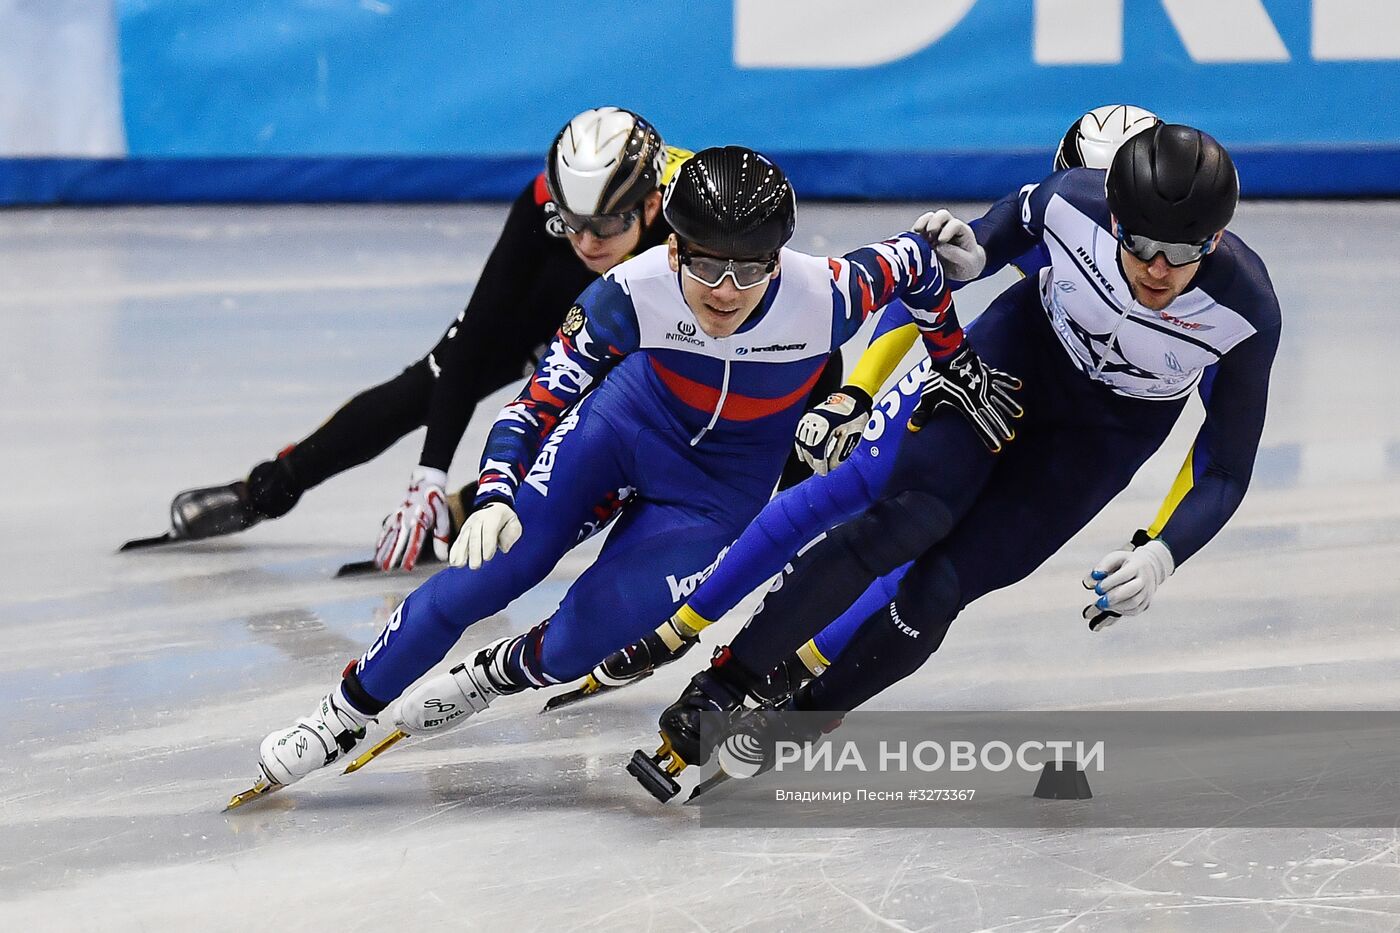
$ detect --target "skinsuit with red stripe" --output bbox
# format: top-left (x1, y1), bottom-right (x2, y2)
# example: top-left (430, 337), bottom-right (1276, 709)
top-left (349, 233), bottom-right (961, 702)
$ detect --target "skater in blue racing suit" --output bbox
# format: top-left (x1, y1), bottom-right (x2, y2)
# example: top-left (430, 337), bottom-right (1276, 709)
top-left (575, 104), bottom-right (1169, 699)
top-left (238, 146), bottom-right (1016, 798)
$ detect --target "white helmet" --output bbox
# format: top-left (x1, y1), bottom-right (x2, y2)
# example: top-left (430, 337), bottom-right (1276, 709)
top-left (546, 106), bottom-right (666, 217)
top-left (1055, 104), bottom-right (1162, 171)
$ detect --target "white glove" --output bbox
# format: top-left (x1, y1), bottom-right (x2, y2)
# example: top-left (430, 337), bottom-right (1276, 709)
top-left (374, 467), bottom-right (450, 572)
top-left (450, 501), bottom-right (523, 570)
top-left (794, 386), bottom-right (873, 476)
top-left (913, 209), bottom-right (987, 281)
top-left (1082, 538), bottom-right (1175, 631)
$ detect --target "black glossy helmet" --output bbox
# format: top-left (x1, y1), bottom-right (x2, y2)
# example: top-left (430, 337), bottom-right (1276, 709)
top-left (663, 146), bottom-right (796, 257)
top-left (1106, 123), bottom-right (1239, 243)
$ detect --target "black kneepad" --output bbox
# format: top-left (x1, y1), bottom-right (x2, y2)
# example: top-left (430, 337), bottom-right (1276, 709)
top-left (842, 490), bottom-right (954, 576)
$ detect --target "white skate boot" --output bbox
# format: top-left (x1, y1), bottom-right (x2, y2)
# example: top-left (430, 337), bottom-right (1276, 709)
top-left (261, 690), bottom-right (372, 784)
top-left (395, 637), bottom-right (521, 735)
top-left (340, 638), bottom-right (523, 776)
top-left (226, 688), bottom-right (373, 810)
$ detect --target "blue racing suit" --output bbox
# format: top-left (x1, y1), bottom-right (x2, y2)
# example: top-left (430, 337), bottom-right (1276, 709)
top-left (348, 234), bottom-right (963, 703)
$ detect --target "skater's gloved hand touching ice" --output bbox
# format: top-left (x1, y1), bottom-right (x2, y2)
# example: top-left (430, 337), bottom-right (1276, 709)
top-left (374, 467), bottom-right (451, 571)
top-left (794, 385), bottom-right (873, 475)
top-left (913, 209), bottom-right (986, 281)
top-left (1082, 536), bottom-right (1175, 631)
top-left (451, 501), bottom-right (523, 570)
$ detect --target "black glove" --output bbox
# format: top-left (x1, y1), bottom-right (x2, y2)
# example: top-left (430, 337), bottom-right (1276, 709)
top-left (909, 346), bottom-right (1023, 452)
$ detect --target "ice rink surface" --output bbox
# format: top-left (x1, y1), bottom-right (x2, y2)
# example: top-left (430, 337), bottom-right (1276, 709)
top-left (2, 201), bottom-right (1398, 931)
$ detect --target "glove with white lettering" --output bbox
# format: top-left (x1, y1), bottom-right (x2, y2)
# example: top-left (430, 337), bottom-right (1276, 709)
top-left (914, 209), bottom-right (987, 281)
top-left (794, 385), bottom-right (873, 476)
top-left (374, 467), bottom-right (450, 572)
top-left (909, 346), bottom-right (1023, 452)
top-left (450, 500), bottom-right (524, 570)
top-left (1082, 533), bottom-right (1175, 631)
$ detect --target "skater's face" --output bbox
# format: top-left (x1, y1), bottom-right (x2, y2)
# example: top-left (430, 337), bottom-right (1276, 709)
top-left (565, 191), bottom-right (663, 275)
top-left (1113, 215), bottom-right (1224, 310)
top-left (668, 236), bottom-right (779, 338)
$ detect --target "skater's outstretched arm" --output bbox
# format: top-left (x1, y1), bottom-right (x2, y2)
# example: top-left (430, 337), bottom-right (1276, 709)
top-left (475, 276), bottom-right (640, 508)
top-left (1149, 286), bottom-right (1281, 563)
top-left (828, 232), bottom-right (964, 362)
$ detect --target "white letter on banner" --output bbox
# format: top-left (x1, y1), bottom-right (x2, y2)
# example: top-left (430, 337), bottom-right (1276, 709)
top-left (0, 0), bottom-right (127, 155)
top-left (1036, 0), bottom-right (1288, 65)
top-left (1160, 0), bottom-right (1289, 62)
top-left (734, 0), bottom-right (977, 68)
top-left (1313, 0), bottom-right (1400, 60)
top-left (1035, 0), bottom-right (1123, 64)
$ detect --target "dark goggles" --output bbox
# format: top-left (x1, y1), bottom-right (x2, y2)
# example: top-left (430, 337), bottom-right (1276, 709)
top-left (557, 204), bottom-right (641, 239)
top-left (1114, 222), bottom-right (1217, 267)
top-left (677, 243), bottom-right (777, 290)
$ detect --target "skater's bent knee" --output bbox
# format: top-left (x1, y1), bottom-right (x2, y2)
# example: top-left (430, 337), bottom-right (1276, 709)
top-left (840, 490), bottom-right (953, 576)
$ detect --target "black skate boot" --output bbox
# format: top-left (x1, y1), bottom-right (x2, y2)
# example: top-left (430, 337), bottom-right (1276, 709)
top-left (542, 616), bottom-right (699, 712)
top-left (755, 653), bottom-right (814, 703)
top-left (628, 648), bottom-right (755, 803)
top-left (168, 454), bottom-right (301, 542)
top-left (167, 481), bottom-right (259, 540)
top-left (117, 452), bottom-right (305, 551)
top-left (689, 686), bottom-right (846, 801)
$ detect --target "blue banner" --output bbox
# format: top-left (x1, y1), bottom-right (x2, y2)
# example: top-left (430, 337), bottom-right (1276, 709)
top-left (4, 0), bottom-right (1399, 202)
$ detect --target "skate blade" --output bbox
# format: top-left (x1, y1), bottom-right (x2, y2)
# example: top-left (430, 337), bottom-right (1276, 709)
top-left (540, 670), bottom-right (655, 713)
top-left (334, 559), bottom-right (381, 578)
top-left (223, 778), bottom-right (283, 812)
top-left (540, 674), bottom-right (605, 712)
top-left (336, 548), bottom-right (441, 578)
top-left (685, 770), bottom-right (731, 803)
top-left (342, 729), bottom-right (408, 774)
top-left (118, 532), bottom-right (180, 552)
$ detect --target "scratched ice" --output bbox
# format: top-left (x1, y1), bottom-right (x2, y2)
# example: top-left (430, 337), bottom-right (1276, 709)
top-left (2, 203), bottom-right (1398, 931)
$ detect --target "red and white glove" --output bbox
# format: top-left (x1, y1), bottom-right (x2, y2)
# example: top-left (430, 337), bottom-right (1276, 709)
top-left (1082, 536), bottom-right (1175, 631)
top-left (374, 467), bottom-right (450, 571)
top-left (794, 386), bottom-right (873, 476)
top-left (913, 209), bottom-right (986, 281)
